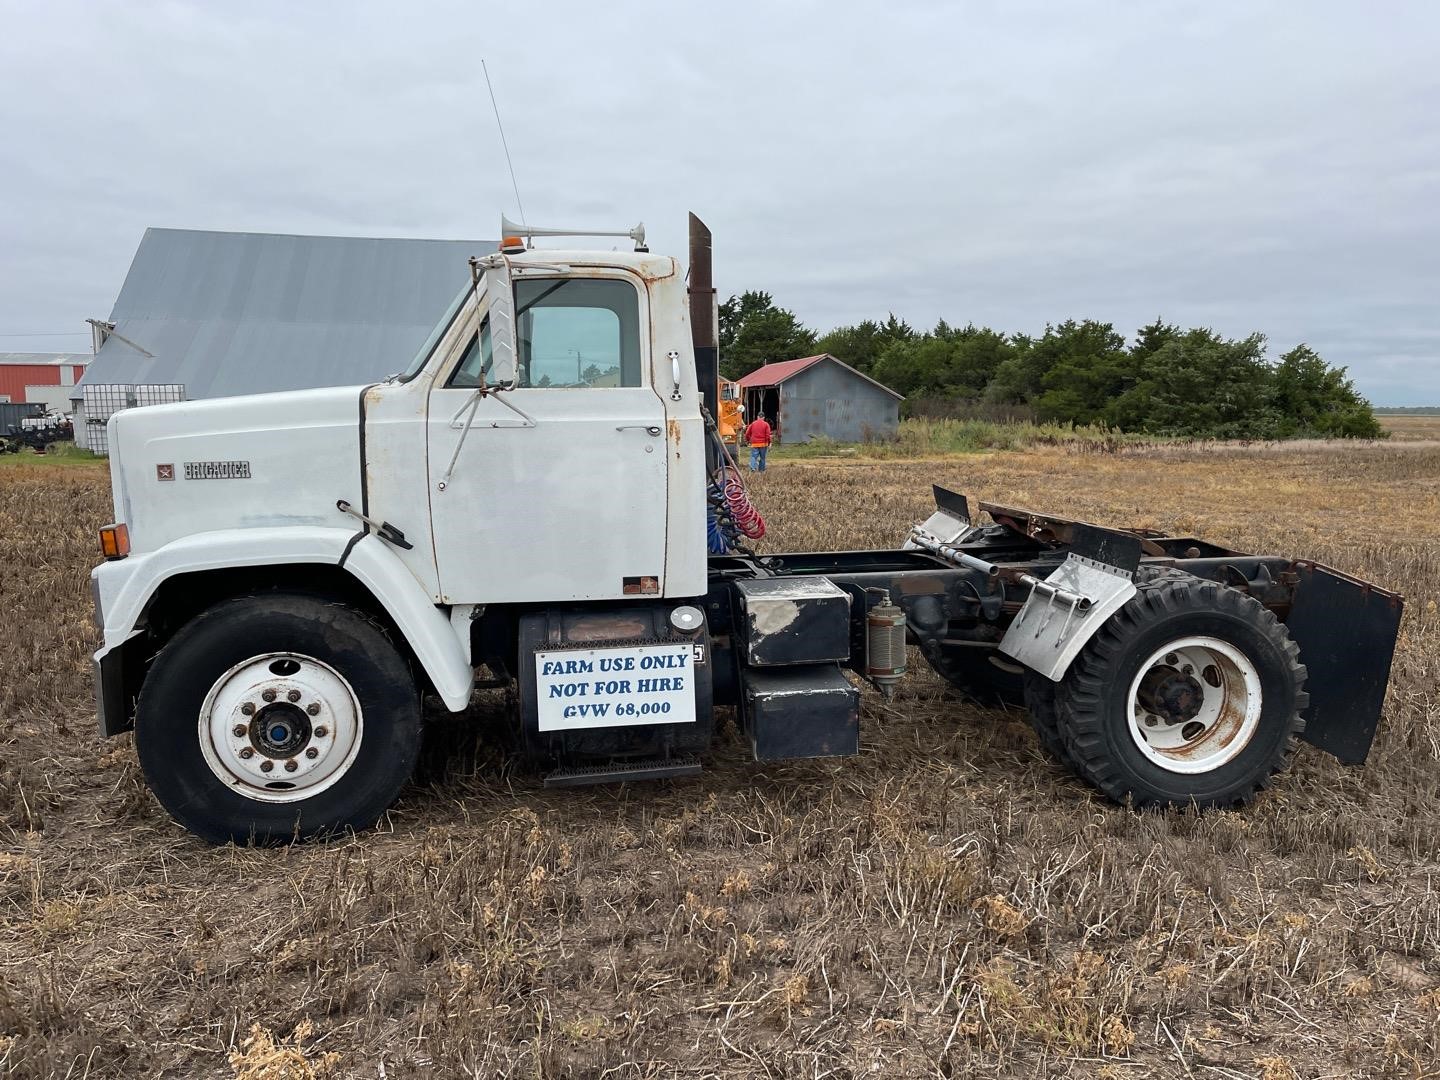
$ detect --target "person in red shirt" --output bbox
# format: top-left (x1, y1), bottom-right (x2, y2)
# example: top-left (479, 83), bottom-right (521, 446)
top-left (744, 415), bottom-right (773, 472)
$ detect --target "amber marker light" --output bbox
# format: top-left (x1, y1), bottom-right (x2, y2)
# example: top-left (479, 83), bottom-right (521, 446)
top-left (99, 523), bottom-right (130, 560)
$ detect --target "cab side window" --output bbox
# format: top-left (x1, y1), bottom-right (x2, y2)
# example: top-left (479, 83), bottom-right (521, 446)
top-left (516, 278), bottom-right (642, 387)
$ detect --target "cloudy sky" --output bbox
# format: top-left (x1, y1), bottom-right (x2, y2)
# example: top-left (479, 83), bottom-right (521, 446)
top-left (2, 1), bottom-right (1437, 403)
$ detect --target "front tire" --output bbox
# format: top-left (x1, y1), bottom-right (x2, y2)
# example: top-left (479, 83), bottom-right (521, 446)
top-left (1055, 576), bottom-right (1307, 808)
top-left (135, 594), bottom-right (422, 844)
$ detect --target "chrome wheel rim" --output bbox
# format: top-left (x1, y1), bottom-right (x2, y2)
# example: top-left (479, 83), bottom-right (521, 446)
top-left (1126, 636), bottom-right (1261, 774)
top-left (198, 653), bottom-right (363, 803)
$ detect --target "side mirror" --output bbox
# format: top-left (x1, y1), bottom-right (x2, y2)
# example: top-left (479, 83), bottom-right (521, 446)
top-left (481, 256), bottom-right (519, 390)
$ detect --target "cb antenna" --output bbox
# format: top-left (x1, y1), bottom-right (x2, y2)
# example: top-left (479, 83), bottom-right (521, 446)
top-left (481, 58), bottom-right (527, 235)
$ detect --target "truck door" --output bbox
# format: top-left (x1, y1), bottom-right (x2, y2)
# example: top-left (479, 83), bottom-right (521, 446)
top-left (426, 273), bottom-right (670, 604)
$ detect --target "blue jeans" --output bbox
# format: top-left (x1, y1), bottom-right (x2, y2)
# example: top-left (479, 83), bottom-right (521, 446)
top-left (749, 446), bottom-right (768, 471)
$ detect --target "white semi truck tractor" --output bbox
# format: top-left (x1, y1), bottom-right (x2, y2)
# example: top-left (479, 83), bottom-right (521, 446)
top-left (89, 214), bottom-right (1403, 843)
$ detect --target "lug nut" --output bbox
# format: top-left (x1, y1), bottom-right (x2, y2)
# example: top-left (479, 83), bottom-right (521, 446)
top-left (260, 759), bottom-right (274, 772)
top-left (1165, 653), bottom-right (1178, 665)
top-left (233, 724), bottom-right (248, 738)
top-left (284, 759), bottom-right (298, 772)
top-left (261, 689), bottom-right (277, 702)
top-left (239, 747), bottom-right (254, 759)
top-left (287, 689), bottom-right (301, 702)
top-left (305, 747), bottom-right (319, 759)
top-left (306, 702), bottom-right (321, 716)
top-left (314, 725), bottom-right (328, 738)
top-left (241, 702), bottom-right (256, 716)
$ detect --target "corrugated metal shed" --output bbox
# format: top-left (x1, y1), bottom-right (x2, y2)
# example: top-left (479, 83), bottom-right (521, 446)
top-left (75, 228), bottom-right (495, 401)
top-left (738, 354), bottom-right (902, 443)
top-left (738, 354), bottom-right (903, 400)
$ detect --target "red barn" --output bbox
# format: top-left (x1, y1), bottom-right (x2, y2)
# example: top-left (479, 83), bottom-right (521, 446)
top-left (0, 353), bottom-right (90, 411)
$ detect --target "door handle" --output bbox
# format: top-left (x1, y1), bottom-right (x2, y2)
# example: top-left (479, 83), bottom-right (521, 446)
top-left (616, 424), bottom-right (663, 436)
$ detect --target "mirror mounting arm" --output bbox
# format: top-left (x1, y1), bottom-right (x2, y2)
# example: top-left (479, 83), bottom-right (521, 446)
top-left (438, 254), bottom-right (534, 493)
top-left (470, 254), bottom-right (520, 392)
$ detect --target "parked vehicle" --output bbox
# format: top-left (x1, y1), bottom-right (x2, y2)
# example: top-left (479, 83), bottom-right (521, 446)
top-left (89, 214), bottom-right (1402, 843)
top-left (0, 408), bottom-right (71, 453)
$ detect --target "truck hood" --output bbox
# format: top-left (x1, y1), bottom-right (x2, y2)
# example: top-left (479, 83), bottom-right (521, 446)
top-left (108, 385), bottom-right (367, 553)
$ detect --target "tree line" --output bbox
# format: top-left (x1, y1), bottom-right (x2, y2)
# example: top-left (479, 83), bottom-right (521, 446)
top-left (719, 291), bottom-right (1383, 439)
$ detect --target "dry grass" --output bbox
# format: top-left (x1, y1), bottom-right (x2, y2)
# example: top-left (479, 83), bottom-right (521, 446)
top-left (2, 442), bottom-right (1440, 1077)
top-left (1380, 414), bottom-right (1440, 443)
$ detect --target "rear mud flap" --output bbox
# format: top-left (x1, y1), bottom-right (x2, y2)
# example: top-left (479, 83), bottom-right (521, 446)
top-left (999, 530), bottom-right (1143, 682)
top-left (1286, 562), bottom-right (1403, 765)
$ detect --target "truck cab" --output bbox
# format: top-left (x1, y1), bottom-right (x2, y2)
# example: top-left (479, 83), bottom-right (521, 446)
top-left (91, 240), bottom-right (728, 842)
top-left (97, 247), bottom-right (706, 610)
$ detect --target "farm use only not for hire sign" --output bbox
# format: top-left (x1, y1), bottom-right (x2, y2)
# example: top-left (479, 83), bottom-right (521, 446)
top-left (535, 643), bottom-right (699, 731)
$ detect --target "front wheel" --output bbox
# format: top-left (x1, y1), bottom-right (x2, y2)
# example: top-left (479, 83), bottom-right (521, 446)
top-left (135, 594), bottom-right (422, 844)
top-left (1055, 576), bottom-right (1307, 808)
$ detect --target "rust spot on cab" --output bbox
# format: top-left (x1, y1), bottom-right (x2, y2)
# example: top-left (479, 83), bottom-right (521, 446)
top-left (635, 257), bottom-right (678, 284)
top-left (667, 419), bottom-right (682, 446)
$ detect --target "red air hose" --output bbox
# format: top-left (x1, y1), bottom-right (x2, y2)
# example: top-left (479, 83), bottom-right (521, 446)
top-left (722, 468), bottom-right (766, 539)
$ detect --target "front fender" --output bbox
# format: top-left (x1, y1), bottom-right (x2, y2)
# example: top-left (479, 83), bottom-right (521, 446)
top-left (91, 527), bottom-right (474, 723)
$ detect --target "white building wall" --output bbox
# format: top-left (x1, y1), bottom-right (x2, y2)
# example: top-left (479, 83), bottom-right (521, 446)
top-left (24, 385), bottom-right (75, 413)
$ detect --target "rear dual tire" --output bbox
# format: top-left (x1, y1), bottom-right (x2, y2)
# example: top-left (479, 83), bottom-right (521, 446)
top-left (926, 646), bottom-right (1026, 707)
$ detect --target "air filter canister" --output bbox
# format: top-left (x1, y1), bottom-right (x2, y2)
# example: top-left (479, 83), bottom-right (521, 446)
top-left (866, 591), bottom-right (908, 699)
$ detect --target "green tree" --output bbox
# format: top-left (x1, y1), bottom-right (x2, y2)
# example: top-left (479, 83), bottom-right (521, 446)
top-left (1018, 321), bottom-right (1130, 422)
top-left (815, 315), bottom-right (914, 374)
top-left (718, 291), bottom-right (817, 379)
top-left (1130, 319), bottom-right (1182, 362)
top-left (943, 325), bottom-right (1014, 399)
top-left (1269, 344), bottom-right (1383, 438)
top-left (1108, 329), bottom-right (1275, 437)
top-left (716, 287), bottom-right (1384, 440)
top-left (871, 323), bottom-right (1013, 400)
top-left (870, 335), bottom-right (954, 397)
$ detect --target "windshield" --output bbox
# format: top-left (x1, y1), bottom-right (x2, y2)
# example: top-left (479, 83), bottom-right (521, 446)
top-left (398, 280), bottom-right (472, 381)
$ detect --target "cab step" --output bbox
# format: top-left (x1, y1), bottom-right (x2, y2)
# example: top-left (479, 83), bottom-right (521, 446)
top-left (542, 756), bottom-right (703, 788)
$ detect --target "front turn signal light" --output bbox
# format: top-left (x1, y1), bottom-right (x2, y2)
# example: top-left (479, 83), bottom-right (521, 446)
top-left (99, 523), bottom-right (130, 560)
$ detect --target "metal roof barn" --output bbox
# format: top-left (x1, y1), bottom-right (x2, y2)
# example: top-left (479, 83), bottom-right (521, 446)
top-left (76, 228), bottom-right (495, 402)
top-left (736, 354), bottom-right (902, 444)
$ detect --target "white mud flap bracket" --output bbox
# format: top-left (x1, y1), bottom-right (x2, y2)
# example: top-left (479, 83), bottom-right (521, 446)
top-left (904, 485), bottom-right (975, 549)
top-left (999, 554), bottom-right (1137, 682)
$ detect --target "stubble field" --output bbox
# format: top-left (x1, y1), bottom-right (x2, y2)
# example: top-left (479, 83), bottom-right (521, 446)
top-left (2, 435), bottom-right (1439, 1078)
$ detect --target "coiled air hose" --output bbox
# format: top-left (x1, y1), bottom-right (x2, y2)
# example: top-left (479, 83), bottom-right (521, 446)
top-left (705, 419), bottom-right (766, 553)
top-left (722, 468), bottom-right (765, 540)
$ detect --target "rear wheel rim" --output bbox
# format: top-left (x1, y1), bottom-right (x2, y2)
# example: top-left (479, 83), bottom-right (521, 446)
top-left (1125, 635), bottom-right (1261, 774)
top-left (198, 653), bottom-right (363, 803)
